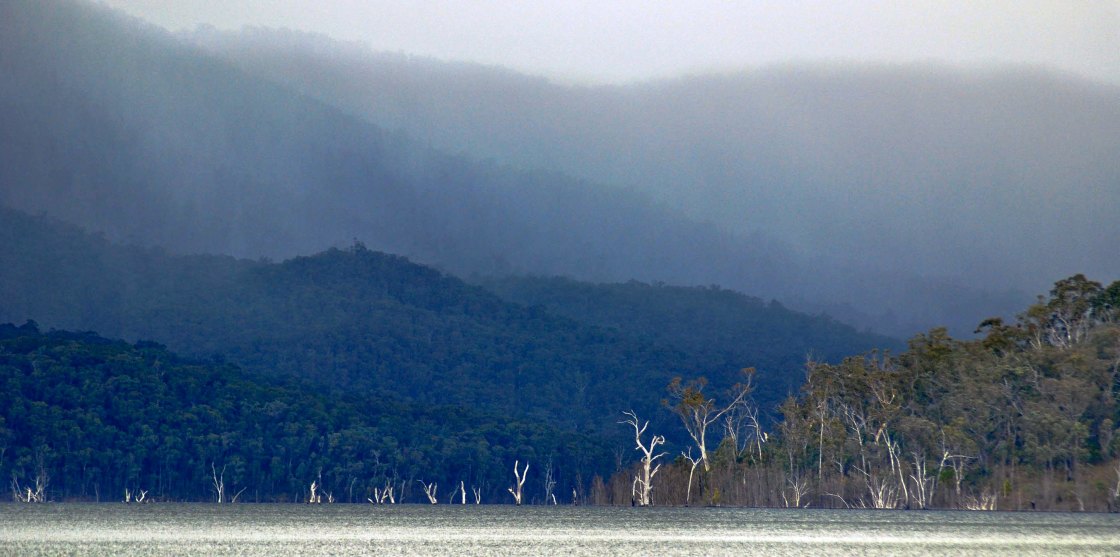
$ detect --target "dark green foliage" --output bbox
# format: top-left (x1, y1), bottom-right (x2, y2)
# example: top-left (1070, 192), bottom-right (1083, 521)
top-left (480, 276), bottom-right (899, 414)
top-left (622, 276), bottom-right (1120, 511)
top-left (0, 324), bottom-right (612, 502)
top-left (0, 207), bottom-right (891, 432)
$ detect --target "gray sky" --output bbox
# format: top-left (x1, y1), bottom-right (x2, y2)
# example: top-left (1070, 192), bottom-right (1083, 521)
top-left (100, 0), bottom-right (1120, 85)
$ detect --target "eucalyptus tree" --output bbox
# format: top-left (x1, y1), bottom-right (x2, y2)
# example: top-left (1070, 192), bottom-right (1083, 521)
top-left (665, 369), bottom-right (755, 472)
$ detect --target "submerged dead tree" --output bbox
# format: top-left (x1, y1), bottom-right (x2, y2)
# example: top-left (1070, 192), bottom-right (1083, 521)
top-left (211, 463), bottom-right (226, 503)
top-left (508, 460), bottom-right (528, 505)
top-left (11, 472), bottom-right (47, 503)
top-left (308, 480), bottom-right (322, 504)
top-left (622, 410), bottom-right (667, 506)
top-left (419, 481), bottom-right (438, 504)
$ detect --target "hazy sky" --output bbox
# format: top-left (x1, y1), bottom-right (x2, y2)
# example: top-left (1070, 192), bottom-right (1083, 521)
top-left (101, 1), bottom-right (1120, 85)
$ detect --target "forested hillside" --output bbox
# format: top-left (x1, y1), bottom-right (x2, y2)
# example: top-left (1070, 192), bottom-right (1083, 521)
top-left (480, 276), bottom-right (896, 407)
top-left (0, 322), bottom-right (612, 503)
top-left (0, 207), bottom-right (892, 435)
top-left (597, 276), bottom-right (1120, 511)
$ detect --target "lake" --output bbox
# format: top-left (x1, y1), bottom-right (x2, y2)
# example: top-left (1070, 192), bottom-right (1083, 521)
top-left (1, 504), bottom-right (1118, 556)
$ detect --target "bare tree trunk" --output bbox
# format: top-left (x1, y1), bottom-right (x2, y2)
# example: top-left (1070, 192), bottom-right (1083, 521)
top-left (621, 410), bottom-right (667, 506)
top-left (211, 463), bottom-right (226, 504)
top-left (418, 481), bottom-right (438, 504)
top-left (308, 480), bottom-right (321, 504)
top-left (508, 460), bottom-right (528, 505)
top-left (543, 460), bottom-right (557, 505)
top-left (682, 449), bottom-right (701, 506)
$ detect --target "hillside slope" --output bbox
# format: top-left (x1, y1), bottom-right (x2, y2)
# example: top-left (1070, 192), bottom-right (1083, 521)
top-left (0, 207), bottom-right (894, 430)
top-left (0, 322), bottom-right (612, 502)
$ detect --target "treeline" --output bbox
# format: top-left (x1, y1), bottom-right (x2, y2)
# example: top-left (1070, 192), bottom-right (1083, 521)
top-left (0, 322), bottom-right (612, 503)
top-left (603, 275), bottom-right (1120, 511)
top-left (5, 276), bottom-right (1118, 509)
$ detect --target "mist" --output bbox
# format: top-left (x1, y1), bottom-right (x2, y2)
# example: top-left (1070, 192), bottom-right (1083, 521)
top-left (99, 0), bottom-right (1120, 87)
top-left (3, 0), bottom-right (1119, 338)
top-left (187, 26), bottom-right (1120, 335)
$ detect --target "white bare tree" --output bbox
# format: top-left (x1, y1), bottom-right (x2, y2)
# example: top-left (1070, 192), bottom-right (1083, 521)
top-left (621, 410), bottom-right (667, 506)
top-left (782, 474), bottom-right (810, 508)
top-left (418, 481), bottom-right (438, 504)
top-left (211, 463), bottom-right (226, 504)
top-left (543, 458), bottom-right (557, 505)
top-left (508, 460), bottom-right (528, 505)
top-left (370, 480), bottom-right (396, 504)
top-left (11, 472), bottom-right (47, 503)
top-left (308, 480), bottom-right (319, 504)
top-left (124, 488), bottom-right (148, 504)
top-left (681, 448), bottom-right (702, 506)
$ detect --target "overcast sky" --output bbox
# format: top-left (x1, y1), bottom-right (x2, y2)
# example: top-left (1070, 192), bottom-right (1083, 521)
top-left (100, 0), bottom-right (1120, 85)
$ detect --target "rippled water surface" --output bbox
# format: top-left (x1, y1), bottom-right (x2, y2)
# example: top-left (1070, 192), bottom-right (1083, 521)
top-left (2, 504), bottom-right (1118, 556)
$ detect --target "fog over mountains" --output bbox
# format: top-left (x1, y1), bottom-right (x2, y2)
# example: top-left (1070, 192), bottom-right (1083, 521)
top-left (3, 0), bottom-right (1118, 336)
top-left (188, 26), bottom-right (1120, 335)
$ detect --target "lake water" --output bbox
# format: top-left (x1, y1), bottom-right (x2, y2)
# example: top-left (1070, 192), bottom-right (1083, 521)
top-left (1, 504), bottom-right (1118, 556)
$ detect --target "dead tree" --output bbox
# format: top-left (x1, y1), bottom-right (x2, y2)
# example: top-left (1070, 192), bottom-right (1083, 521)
top-left (543, 460), bottom-right (557, 505)
top-left (231, 486), bottom-right (247, 503)
top-left (681, 448), bottom-right (702, 506)
top-left (458, 481), bottom-right (467, 505)
top-left (370, 480), bottom-right (395, 504)
top-left (472, 486), bottom-right (482, 504)
top-left (308, 480), bottom-right (322, 504)
top-left (508, 460), bottom-right (528, 505)
top-left (418, 481), bottom-right (438, 504)
top-left (124, 488), bottom-right (148, 504)
top-left (621, 410), bottom-right (667, 506)
top-left (210, 463), bottom-right (226, 503)
top-left (782, 474), bottom-right (810, 508)
top-left (11, 473), bottom-right (47, 503)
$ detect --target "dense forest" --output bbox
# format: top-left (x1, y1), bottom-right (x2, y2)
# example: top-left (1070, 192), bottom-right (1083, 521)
top-left (1, 207), bottom-right (896, 503)
top-left (0, 207), bottom-right (891, 429)
top-left (597, 276), bottom-right (1120, 511)
top-left (0, 322), bottom-right (612, 503)
top-left (5, 273), bottom-right (1117, 508)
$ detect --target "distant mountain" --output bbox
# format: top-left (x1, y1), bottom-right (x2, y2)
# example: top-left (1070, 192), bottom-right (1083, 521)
top-left (187, 26), bottom-right (1120, 336)
top-left (0, 207), bottom-right (895, 432)
top-left (0, 0), bottom-right (800, 326)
